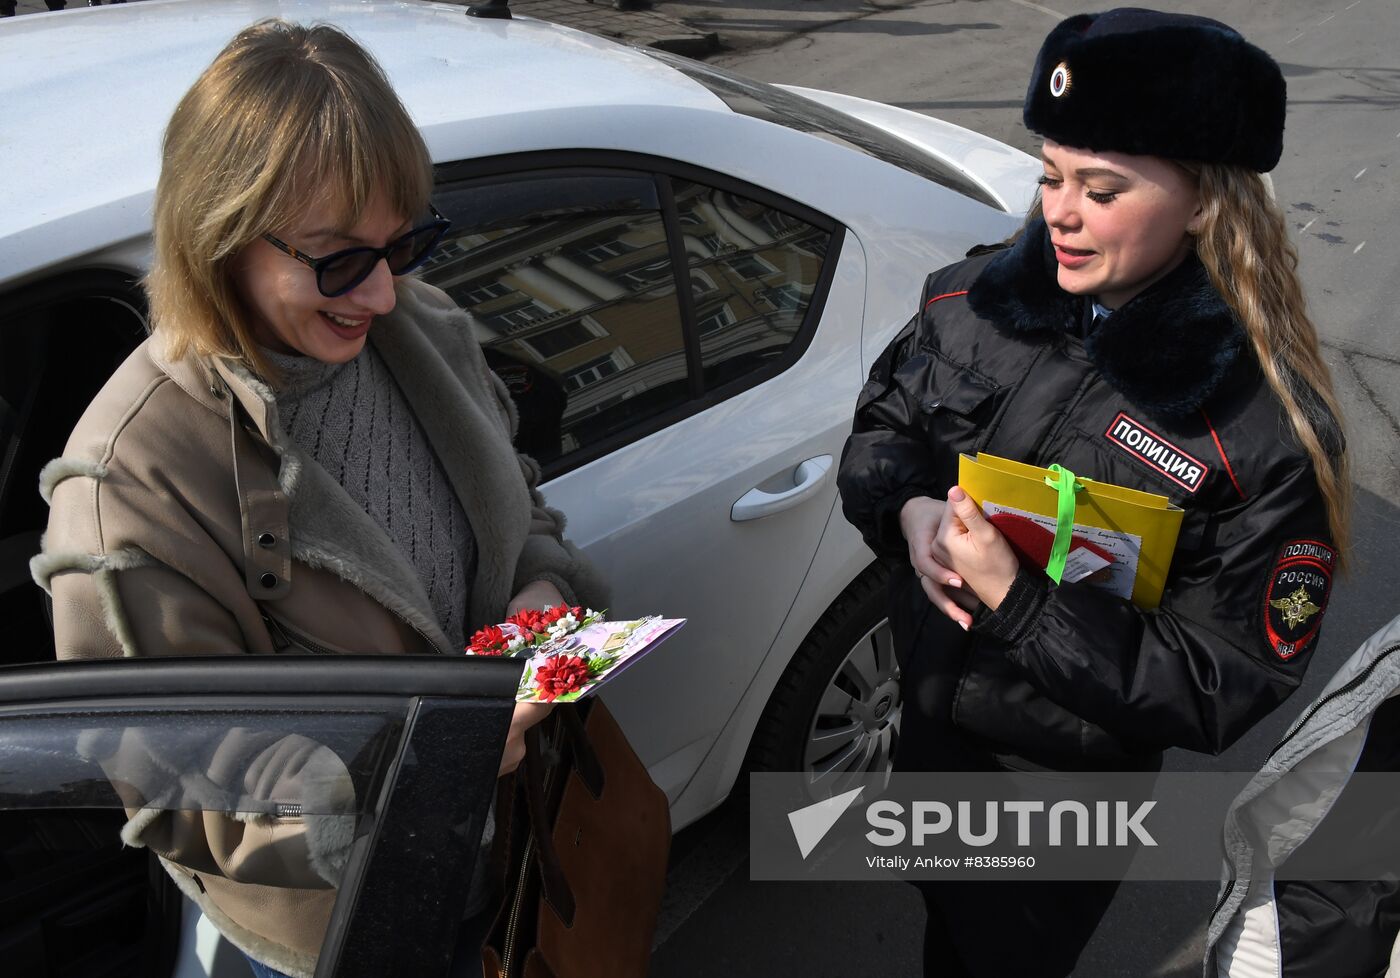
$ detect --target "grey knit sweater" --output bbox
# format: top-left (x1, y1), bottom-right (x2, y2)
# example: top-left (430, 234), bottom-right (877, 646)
top-left (264, 343), bottom-right (477, 647)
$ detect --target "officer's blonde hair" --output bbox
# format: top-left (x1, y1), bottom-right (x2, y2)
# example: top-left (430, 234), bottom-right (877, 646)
top-left (1181, 161), bottom-right (1351, 561)
top-left (146, 19), bottom-right (432, 379)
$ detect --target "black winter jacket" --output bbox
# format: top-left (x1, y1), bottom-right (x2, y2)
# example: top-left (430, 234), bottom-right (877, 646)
top-left (837, 219), bottom-right (1338, 769)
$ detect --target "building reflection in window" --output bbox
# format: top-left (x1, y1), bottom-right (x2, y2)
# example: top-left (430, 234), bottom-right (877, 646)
top-left (422, 174), bottom-right (831, 464)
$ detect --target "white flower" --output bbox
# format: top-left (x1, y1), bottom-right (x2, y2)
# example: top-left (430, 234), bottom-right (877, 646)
top-left (506, 634), bottom-right (527, 653)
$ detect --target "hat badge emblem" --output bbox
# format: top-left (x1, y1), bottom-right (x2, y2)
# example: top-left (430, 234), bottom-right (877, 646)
top-left (1050, 62), bottom-right (1072, 98)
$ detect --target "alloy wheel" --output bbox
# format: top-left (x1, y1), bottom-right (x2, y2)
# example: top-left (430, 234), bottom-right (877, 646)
top-left (801, 616), bottom-right (900, 799)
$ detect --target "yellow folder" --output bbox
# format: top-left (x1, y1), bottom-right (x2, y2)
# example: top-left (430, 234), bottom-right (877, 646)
top-left (957, 453), bottom-right (1183, 610)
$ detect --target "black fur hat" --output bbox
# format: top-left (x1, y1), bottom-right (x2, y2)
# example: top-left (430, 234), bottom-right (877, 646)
top-left (1023, 8), bottom-right (1287, 171)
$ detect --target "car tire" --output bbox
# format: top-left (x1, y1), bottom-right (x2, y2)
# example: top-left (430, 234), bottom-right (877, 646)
top-left (746, 563), bottom-right (900, 800)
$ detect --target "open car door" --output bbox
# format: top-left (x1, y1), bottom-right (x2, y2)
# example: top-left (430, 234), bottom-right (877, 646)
top-left (0, 655), bottom-right (521, 978)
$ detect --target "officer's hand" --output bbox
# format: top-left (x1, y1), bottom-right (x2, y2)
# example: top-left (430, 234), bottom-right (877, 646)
top-left (900, 495), bottom-right (972, 628)
top-left (934, 486), bottom-right (1020, 620)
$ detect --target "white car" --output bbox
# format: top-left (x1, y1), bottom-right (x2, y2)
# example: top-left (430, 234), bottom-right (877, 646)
top-left (0, 0), bottom-right (1037, 971)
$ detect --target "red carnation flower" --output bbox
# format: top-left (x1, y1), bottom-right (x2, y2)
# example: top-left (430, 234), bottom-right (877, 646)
top-left (507, 608), bottom-right (547, 635)
top-left (540, 604), bottom-right (584, 627)
top-left (532, 654), bottom-right (591, 702)
top-left (468, 624), bottom-right (508, 656)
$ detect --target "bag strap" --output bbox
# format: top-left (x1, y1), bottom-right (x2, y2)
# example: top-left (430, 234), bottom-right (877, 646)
top-left (558, 704), bottom-right (604, 799)
top-left (523, 726), bottom-right (576, 927)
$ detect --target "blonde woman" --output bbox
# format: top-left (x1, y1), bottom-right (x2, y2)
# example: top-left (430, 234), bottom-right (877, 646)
top-left (836, 8), bottom-right (1347, 978)
top-left (32, 20), bottom-right (605, 978)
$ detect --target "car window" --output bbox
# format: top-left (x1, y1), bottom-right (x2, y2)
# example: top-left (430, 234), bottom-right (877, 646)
top-left (425, 172), bottom-right (691, 467)
top-left (0, 655), bottom-right (517, 978)
top-left (425, 161), bottom-right (840, 474)
top-left (671, 179), bottom-right (830, 389)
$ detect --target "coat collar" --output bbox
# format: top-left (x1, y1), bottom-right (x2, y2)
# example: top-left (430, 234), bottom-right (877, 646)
top-left (148, 301), bottom-right (469, 654)
top-left (966, 218), bottom-right (1246, 419)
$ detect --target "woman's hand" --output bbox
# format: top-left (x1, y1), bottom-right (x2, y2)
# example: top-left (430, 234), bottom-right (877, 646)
top-left (933, 486), bottom-right (1020, 622)
top-left (497, 701), bottom-right (555, 778)
top-left (900, 495), bottom-right (978, 627)
top-left (506, 580), bottom-right (566, 616)
top-left (498, 582), bottom-right (567, 776)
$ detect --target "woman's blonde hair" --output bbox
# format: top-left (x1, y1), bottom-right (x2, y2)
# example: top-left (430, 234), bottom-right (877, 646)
top-left (1181, 162), bottom-right (1351, 558)
top-left (147, 19), bottom-right (433, 378)
top-left (1022, 166), bottom-right (1351, 559)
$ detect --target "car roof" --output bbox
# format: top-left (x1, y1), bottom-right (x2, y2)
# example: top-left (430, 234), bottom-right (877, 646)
top-left (0, 0), bottom-right (728, 283)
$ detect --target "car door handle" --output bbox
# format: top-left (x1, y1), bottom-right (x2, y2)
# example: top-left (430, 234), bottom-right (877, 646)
top-left (731, 455), bottom-right (834, 522)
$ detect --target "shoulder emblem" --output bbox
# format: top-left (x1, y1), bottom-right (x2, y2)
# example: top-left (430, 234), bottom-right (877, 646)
top-left (1263, 539), bottom-right (1336, 660)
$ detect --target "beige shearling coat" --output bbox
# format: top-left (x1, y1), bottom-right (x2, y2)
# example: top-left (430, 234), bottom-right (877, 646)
top-left (30, 278), bottom-right (607, 977)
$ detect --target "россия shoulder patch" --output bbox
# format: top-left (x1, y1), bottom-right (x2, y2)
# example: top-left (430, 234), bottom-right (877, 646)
top-left (1263, 539), bottom-right (1336, 661)
top-left (1103, 412), bottom-right (1209, 493)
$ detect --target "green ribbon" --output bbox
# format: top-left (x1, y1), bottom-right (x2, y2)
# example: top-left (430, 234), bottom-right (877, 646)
top-left (1042, 464), bottom-right (1084, 585)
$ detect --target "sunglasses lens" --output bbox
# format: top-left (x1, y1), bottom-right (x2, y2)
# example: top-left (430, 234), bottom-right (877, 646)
top-left (387, 224), bottom-right (446, 275)
top-left (319, 250), bottom-right (379, 297)
top-left (311, 219), bottom-right (447, 297)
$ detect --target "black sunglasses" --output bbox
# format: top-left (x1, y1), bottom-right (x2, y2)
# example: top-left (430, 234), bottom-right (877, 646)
top-left (262, 204), bottom-right (452, 298)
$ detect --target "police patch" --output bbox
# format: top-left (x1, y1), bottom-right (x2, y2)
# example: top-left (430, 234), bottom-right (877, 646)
top-left (1103, 412), bottom-right (1209, 493)
top-left (1263, 539), bottom-right (1335, 660)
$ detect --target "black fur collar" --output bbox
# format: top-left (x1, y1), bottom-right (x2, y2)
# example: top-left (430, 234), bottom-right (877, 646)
top-left (966, 219), bottom-right (1245, 420)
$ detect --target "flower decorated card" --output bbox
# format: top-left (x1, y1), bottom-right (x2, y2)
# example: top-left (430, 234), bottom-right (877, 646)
top-left (464, 606), bottom-right (686, 703)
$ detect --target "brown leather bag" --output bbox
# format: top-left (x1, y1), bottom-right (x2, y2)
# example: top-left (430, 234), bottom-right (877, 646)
top-left (482, 700), bottom-right (670, 978)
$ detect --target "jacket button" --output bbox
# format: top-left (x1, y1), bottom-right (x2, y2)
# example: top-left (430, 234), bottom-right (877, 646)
top-left (258, 532), bottom-right (276, 548)
top-left (260, 572), bottom-right (278, 589)
top-left (923, 398), bottom-right (942, 411)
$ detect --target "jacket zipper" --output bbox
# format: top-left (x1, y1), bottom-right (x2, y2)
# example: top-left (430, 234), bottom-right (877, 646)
top-left (387, 606), bottom-right (448, 655)
top-left (1210, 878), bottom-right (1235, 920)
top-left (1212, 642), bottom-right (1400, 927)
top-left (261, 612), bottom-right (338, 655)
top-left (261, 608), bottom-right (446, 656)
top-left (1265, 643), bottom-right (1400, 763)
top-left (499, 834), bottom-right (535, 978)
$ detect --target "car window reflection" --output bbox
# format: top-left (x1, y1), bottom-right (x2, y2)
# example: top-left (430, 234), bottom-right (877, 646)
top-left (0, 710), bottom-right (398, 816)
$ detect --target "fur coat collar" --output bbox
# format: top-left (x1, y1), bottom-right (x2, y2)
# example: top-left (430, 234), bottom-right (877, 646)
top-left (966, 218), bottom-right (1246, 419)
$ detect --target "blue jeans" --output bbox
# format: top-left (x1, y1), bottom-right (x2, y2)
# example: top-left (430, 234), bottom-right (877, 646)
top-left (242, 954), bottom-right (294, 978)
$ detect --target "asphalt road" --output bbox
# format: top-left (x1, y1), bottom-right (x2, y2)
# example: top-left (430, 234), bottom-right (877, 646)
top-left (652, 2), bottom-right (1400, 975)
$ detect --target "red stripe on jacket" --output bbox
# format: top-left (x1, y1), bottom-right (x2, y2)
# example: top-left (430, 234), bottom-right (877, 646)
top-left (925, 290), bottom-right (969, 307)
top-left (1201, 408), bottom-right (1247, 501)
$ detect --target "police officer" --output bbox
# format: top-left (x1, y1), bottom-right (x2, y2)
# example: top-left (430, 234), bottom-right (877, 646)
top-left (836, 9), bottom-right (1349, 976)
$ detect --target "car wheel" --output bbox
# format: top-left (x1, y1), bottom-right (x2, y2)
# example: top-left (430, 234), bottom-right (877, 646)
top-left (747, 564), bottom-right (900, 800)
